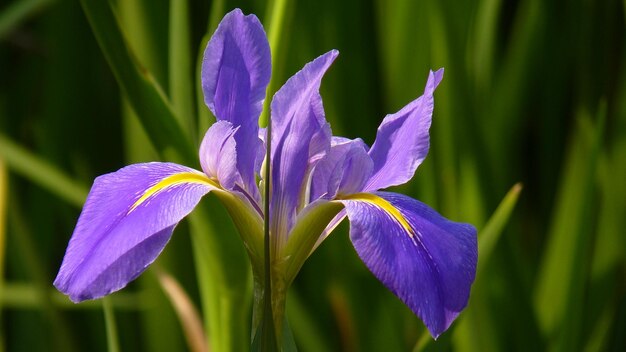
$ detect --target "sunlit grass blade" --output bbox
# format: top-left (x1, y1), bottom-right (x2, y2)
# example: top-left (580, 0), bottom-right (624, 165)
top-left (534, 105), bottom-right (605, 350)
top-left (168, 0), bottom-right (195, 140)
top-left (79, 0), bottom-right (195, 165)
top-left (0, 134), bottom-right (87, 207)
top-left (452, 183), bottom-right (522, 352)
top-left (585, 130), bottom-right (626, 351)
top-left (117, 0), bottom-right (162, 164)
top-left (476, 182), bottom-right (522, 276)
top-left (156, 268), bottom-right (208, 352)
top-left (0, 0), bottom-right (53, 39)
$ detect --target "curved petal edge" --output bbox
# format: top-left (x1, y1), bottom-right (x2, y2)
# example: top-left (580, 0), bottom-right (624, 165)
top-left (340, 191), bottom-right (477, 338)
top-left (54, 163), bottom-right (217, 302)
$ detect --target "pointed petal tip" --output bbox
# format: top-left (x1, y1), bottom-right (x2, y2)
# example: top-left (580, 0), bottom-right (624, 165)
top-left (311, 49), bottom-right (339, 72)
top-left (428, 68), bottom-right (444, 92)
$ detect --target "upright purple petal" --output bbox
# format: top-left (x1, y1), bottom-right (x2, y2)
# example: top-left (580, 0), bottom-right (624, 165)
top-left (201, 9), bottom-right (270, 199)
top-left (340, 191), bottom-right (477, 338)
top-left (269, 50), bottom-right (338, 240)
top-left (365, 69), bottom-right (444, 191)
top-left (310, 138), bottom-right (373, 201)
top-left (54, 163), bottom-right (217, 302)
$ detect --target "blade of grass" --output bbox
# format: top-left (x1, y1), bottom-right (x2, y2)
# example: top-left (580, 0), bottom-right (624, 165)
top-left (533, 105), bottom-right (605, 350)
top-left (0, 159), bottom-right (6, 282)
top-left (189, 197), bottom-right (253, 352)
top-left (156, 268), bottom-right (208, 352)
top-left (0, 0), bottom-right (54, 39)
top-left (0, 134), bottom-right (87, 207)
top-left (471, 0), bottom-right (502, 93)
top-left (258, 0), bottom-right (290, 128)
top-left (286, 289), bottom-right (333, 352)
top-left (102, 297), bottom-right (120, 352)
top-left (0, 159), bottom-right (6, 352)
top-left (476, 183), bottom-right (522, 276)
top-left (169, 0), bottom-right (195, 140)
top-left (8, 193), bottom-right (76, 351)
top-left (117, 0), bottom-right (161, 164)
top-left (452, 183), bottom-right (523, 352)
top-left (1, 283), bottom-right (145, 310)
top-left (79, 0), bottom-right (195, 165)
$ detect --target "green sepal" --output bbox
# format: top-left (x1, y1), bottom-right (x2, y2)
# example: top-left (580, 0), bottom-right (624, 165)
top-left (281, 200), bottom-right (343, 286)
top-left (212, 191), bottom-right (265, 273)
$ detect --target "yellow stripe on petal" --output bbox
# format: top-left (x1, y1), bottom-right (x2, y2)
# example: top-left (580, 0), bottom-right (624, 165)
top-left (339, 193), bottom-right (415, 237)
top-left (128, 172), bottom-right (219, 213)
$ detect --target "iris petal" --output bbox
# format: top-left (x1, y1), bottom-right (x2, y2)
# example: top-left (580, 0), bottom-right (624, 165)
top-left (365, 69), bottom-right (444, 191)
top-left (310, 138), bottom-right (372, 201)
top-left (199, 120), bottom-right (242, 191)
top-left (54, 163), bottom-right (218, 302)
top-left (201, 8), bottom-right (270, 199)
top-left (269, 50), bottom-right (337, 240)
top-left (340, 191), bottom-right (477, 338)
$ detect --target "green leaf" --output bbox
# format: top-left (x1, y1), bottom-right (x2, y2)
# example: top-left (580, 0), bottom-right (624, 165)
top-left (168, 0), bottom-right (196, 139)
top-left (79, 0), bottom-right (195, 165)
top-left (533, 105), bottom-right (605, 350)
top-left (476, 182), bottom-right (523, 276)
top-left (0, 134), bottom-right (88, 207)
top-left (0, 0), bottom-right (54, 40)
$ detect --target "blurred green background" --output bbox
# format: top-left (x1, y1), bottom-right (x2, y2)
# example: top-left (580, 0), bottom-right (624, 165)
top-left (1, 0), bottom-right (625, 351)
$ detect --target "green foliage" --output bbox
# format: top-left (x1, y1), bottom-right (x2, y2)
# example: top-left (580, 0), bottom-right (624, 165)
top-left (1, 0), bottom-right (624, 351)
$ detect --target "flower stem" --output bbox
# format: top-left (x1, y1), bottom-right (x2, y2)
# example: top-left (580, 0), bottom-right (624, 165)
top-left (254, 0), bottom-right (292, 349)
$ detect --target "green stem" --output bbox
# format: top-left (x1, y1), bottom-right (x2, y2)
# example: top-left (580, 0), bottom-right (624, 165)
top-left (102, 297), bottom-right (120, 352)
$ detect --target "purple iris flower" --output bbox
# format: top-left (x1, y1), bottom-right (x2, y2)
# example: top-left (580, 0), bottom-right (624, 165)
top-left (54, 9), bottom-right (477, 338)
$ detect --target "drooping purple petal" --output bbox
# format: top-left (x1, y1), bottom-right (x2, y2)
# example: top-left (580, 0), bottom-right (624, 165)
top-left (365, 69), bottom-right (444, 191)
top-left (269, 50), bottom-right (337, 240)
top-left (340, 191), bottom-right (477, 338)
top-left (199, 120), bottom-right (241, 190)
top-left (310, 138), bottom-right (373, 201)
top-left (201, 8), bottom-right (270, 199)
top-left (54, 163), bottom-right (217, 302)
